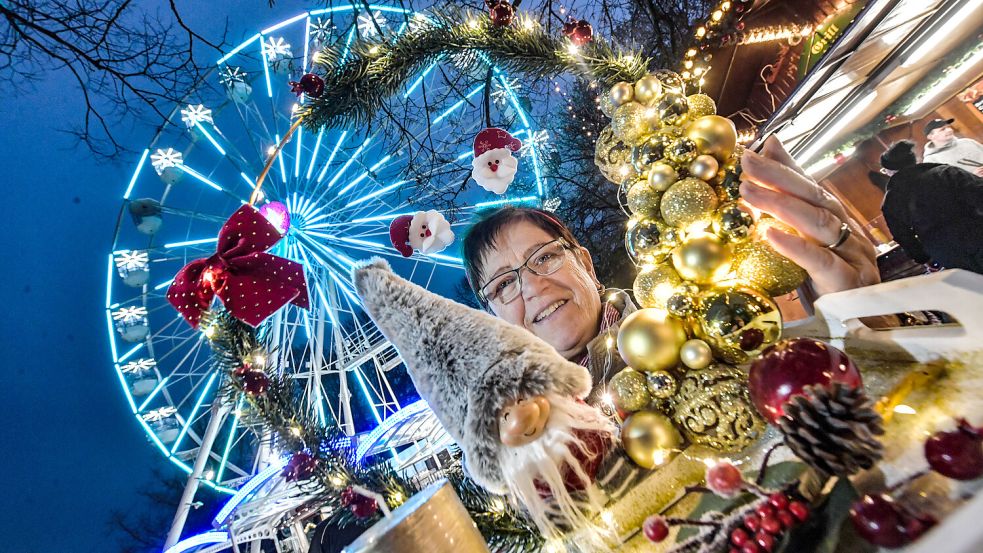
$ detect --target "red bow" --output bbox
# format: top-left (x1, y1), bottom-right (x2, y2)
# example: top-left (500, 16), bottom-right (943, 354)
top-left (167, 205), bottom-right (309, 328)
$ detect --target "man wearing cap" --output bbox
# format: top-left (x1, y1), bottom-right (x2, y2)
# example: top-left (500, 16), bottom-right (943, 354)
top-left (922, 118), bottom-right (983, 176)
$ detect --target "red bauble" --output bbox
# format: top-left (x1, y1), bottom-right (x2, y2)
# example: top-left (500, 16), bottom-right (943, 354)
top-left (283, 451), bottom-right (318, 482)
top-left (242, 371), bottom-right (270, 396)
top-left (488, 0), bottom-right (514, 27)
top-left (563, 19), bottom-right (593, 46)
top-left (351, 496), bottom-right (378, 519)
top-left (748, 338), bottom-right (863, 423)
top-left (289, 73), bottom-right (325, 98)
top-left (233, 363), bottom-right (251, 377)
top-left (642, 514), bottom-right (670, 542)
top-left (925, 418), bottom-right (983, 480)
top-left (706, 461), bottom-right (744, 497)
top-left (340, 486), bottom-right (357, 507)
top-left (849, 494), bottom-right (908, 548)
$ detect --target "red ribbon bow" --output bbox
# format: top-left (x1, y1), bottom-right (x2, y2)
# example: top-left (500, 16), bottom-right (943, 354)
top-left (167, 205), bottom-right (310, 328)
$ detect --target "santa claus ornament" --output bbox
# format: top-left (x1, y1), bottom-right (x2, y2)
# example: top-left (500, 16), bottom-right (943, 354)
top-left (389, 210), bottom-right (455, 257)
top-left (471, 127), bottom-right (522, 195)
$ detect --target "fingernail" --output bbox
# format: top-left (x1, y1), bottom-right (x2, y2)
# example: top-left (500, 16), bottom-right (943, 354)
top-left (740, 180), bottom-right (761, 196)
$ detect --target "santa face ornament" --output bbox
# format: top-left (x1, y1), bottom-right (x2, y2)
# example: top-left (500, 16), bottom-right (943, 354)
top-left (471, 127), bottom-right (522, 194)
top-left (389, 210), bottom-right (455, 257)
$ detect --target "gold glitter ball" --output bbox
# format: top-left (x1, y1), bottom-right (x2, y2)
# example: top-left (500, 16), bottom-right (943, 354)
top-left (610, 367), bottom-right (652, 412)
top-left (627, 179), bottom-right (663, 218)
top-left (732, 218), bottom-right (808, 296)
top-left (660, 177), bottom-right (719, 228)
top-left (633, 263), bottom-right (683, 309)
top-left (671, 364), bottom-right (765, 452)
top-left (686, 94), bottom-right (717, 118)
top-left (612, 101), bottom-right (652, 144)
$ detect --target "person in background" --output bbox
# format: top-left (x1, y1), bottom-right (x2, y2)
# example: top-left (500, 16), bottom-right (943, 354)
top-left (880, 140), bottom-right (983, 273)
top-left (922, 118), bottom-right (983, 176)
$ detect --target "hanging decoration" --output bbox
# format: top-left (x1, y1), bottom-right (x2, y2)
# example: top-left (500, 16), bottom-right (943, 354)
top-left (388, 210), bottom-right (456, 257)
top-left (470, 127), bottom-right (522, 194)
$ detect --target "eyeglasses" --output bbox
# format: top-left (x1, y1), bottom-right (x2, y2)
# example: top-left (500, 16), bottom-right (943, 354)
top-left (479, 239), bottom-right (571, 306)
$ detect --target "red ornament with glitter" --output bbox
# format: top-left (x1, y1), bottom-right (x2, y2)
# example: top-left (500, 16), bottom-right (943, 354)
top-left (563, 19), bottom-right (593, 46)
top-left (283, 451), bottom-right (319, 482)
top-left (289, 73), bottom-right (325, 98)
top-left (351, 496), bottom-right (378, 519)
top-left (488, 0), bottom-right (514, 27)
top-left (242, 371), bottom-right (270, 396)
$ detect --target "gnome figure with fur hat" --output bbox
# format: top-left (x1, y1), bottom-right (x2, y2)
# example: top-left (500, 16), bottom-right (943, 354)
top-left (353, 259), bottom-right (641, 546)
top-left (388, 210), bottom-right (455, 257)
top-left (471, 127), bottom-right (522, 194)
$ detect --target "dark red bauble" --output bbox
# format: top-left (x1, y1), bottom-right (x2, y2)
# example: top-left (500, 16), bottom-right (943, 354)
top-left (340, 486), bottom-right (357, 507)
top-left (242, 371), bottom-right (270, 396)
top-left (233, 363), bottom-right (251, 377)
top-left (489, 0), bottom-right (514, 27)
top-left (849, 494), bottom-right (908, 548)
top-left (925, 418), bottom-right (983, 480)
top-left (351, 497), bottom-right (378, 519)
top-left (289, 73), bottom-right (325, 98)
top-left (566, 20), bottom-right (593, 46)
top-left (748, 338), bottom-right (863, 423)
top-left (283, 451), bottom-right (318, 482)
top-left (562, 20), bottom-right (577, 36)
top-left (642, 515), bottom-right (670, 542)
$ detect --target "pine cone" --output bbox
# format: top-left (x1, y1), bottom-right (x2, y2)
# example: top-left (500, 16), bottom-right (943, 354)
top-left (777, 382), bottom-right (884, 477)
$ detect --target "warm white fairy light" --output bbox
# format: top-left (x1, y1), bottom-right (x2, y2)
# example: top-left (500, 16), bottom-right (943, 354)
top-left (738, 24), bottom-right (812, 45)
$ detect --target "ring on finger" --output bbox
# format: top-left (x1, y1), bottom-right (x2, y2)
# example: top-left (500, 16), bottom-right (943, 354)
top-left (826, 222), bottom-right (851, 251)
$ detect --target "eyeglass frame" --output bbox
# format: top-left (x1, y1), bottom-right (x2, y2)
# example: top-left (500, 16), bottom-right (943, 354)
top-left (477, 238), bottom-right (574, 306)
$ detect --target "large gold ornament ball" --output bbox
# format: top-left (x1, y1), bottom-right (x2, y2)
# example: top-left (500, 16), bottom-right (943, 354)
top-left (656, 91), bottom-right (689, 127)
top-left (653, 70), bottom-right (685, 94)
top-left (671, 233), bottom-right (732, 284)
top-left (612, 102), bottom-right (652, 145)
top-left (632, 134), bottom-right (669, 172)
top-left (679, 338), bottom-right (713, 370)
top-left (647, 162), bottom-right (678, 192)
top-left (713, 202), bottom-right (755, 242)
top-left (686, 94), bottom-right (717, 118)
top-left (731, 220), bottom-right (808, 296)
top-left (594, 125), bottom-right (635, 184)
top-left (610, 81), bottom-right (635, 106)
top-left (696, 286), bottom-right (782, 364)
top-left (633, 75), bottom-right (663, 106)
top-left (599, 93), bottom-right (617, 118)
top-left (627, 180), bottom-right (663, 218)
top-left (671, 364), bottom-right (765, 452)
top-left (617, 308), bottom-right (688, 372)
top-left (633, 264), bottom-right (682, 309)
top-left (666, 137), bottom-right (699, 166)
top-left (610, 368), bottom-right (652, 412)
top-left (626, 218), bottom-right (675, 262)
top-left (688, 154), bottom-right (719, 181)
top-left (660, 177), bottom-right (719, 228)
top-left (622, 410), bottom-right (683, 469)
top-left (686, 115), bottom-right (738, 162)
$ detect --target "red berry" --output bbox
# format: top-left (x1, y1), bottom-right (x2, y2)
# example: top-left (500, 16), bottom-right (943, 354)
top-left (761, 515), bottom-right (781, 535)
top-left (729, 549), bottom-right (740, 553)
top-left (789, 501), bottom-right (809, 522)
top-left (642, 515), bottom-right (670, 542)
top-left (707, 461), bottom-right (744, 497)
top-left (741, 543), bottom-right (761, 553)
top-left (777, 509), bottom-right (795, 529)
top-left (730, 528), bottom-right (750, 546)
top-left (850, 494), bottom-right (908, 548)
top-left (925, 419), bottom-right (983, 480)
top-left (755, 504), bottom-right (775, 519)
top-left (743, 513), bottom-right (761, 532)
top-left (755, 531), bottom-right (775, 551)
top-left (768, 493), bottom-right (789, 510)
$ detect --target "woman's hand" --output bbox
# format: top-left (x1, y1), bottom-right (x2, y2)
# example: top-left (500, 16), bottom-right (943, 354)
top-left (739, 136), bottom-right (881, 298)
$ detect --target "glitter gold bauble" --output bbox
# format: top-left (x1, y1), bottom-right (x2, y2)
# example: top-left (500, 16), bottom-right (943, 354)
top-left (622, 410), bottom-right (683, 469)
top-left (594, 125), bottom-right (635, 183)
top-left (632, 134), bottom-right (669, 172)
top-left (610, 368), bottom-right (652, 412)
top-left (731, 220), bottom-right (808, 296)
top-left (646, 370), bottom-right (677, 399)
top-left (671, 364), bottom-right (765, 452)
top-left (712, 202), bottom-right (754, 242)
top-left (666, 137), bottom-right (699, 166)
top-left (627, 180), bottom-right (662, 218)
top-left (647, 162), bottom-right (678, 192)
top-left (686, 94), bottom-right (717, 118)
top-left (633, 264), bottom-right (682, 309)
top-left (671, 233), bottom-right (732, 284)
top-left (599, 93), bottom-right (617, 118)
top-left (679, 338), bottom-right (713, 370)
top-left (688, 154), bottom-right (719, 181)
top-left (695, 286), bottom-right (782, 364)
top-left (633, 75), bottom-right (663, 105)
top-left (617, 308), bottom-right (688, 372)
top-left (612, 102), bottom-right (651, 144)
top-left (660, 177), bottom-right (718, 228)
top-left (686, 115), bottom-right (738, 162)
top-left (656, 91), bottom-right (689, 126)
top-left (610, 81), bottom-right (634, 106)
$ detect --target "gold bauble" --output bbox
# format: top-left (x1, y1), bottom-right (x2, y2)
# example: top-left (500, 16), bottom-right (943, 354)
top-left (633, 264), bottom-right (682, 309)
top-left (695, 286), bottom-right (782, 364)
top-left (610, 81), bottom-right (634, 106)
top-left (666, 137), bottom-right (699, 166)
top-left (671, 364), bottom-right (765, 452)
top-left (599, 93), bottom-right (617, 118)
top-left (631, 134), bottom-right (669, 172)
top-left (610, 368), bottom-right (652, 412)
top-left (627, 180), bottom-right (662, 218)
top-left (594, 125), bottom-right (635, 184)
top-left (633, 75), bottom-right (663, 106)
top-left (731, 221), bottom-right (808, 296)
top-left (612, 102), bottom-right (651, 144)
top-left (622, 410), bottom-right (683, 469)
top-left (654, 70), bottom-right (685, 94)
top-left (617, 308), bottom-right (688, 372)
top-left (671, 233), bottom-right (732, 284)
top-left (712, 202), bottom-right (755, 242)
top-left (646, 370), bottom-right (677, 400)
top-left (686, 94), bottom-right (717, 118)
top-left (647, 162), bottom-right (678, 192)
top-left (688, 154), bottom-right (719, 181)
top-left (666, 292), bottom-right (696, 318)
top-left (660, 177), bottom-right (719, 228)
top-left (685, 115), bottom-right (738, 162)
top-left (679, 339), bottom-right (713, 370)
top-left (656, 91), bottom-right (689, 126)
top-left (626, 218), bottom-right (675, 263)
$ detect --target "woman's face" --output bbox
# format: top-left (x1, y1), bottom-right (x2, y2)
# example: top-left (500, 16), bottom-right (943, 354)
top-left (478, 220), bottom-right (603, 359)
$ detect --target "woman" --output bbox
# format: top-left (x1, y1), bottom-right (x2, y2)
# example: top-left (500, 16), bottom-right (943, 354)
top-left (462, 137), bottom-right (881, 398)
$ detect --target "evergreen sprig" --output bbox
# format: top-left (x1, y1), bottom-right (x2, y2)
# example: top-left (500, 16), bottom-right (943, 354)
top-left (300, 8), bottom-right (650, 131)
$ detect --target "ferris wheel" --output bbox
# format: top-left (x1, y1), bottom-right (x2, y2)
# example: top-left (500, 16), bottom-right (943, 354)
top-left (104, 2), bottom-right (550, 502)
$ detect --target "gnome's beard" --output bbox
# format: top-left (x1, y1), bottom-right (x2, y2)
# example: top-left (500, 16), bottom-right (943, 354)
top-left (471, 149), bottom-right (519, 194)
top-left (498, 394), bottom-right (617, 542)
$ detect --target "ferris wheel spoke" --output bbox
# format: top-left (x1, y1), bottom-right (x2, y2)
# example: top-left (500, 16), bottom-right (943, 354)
top-left (170, 372), bottom-right (219, 455)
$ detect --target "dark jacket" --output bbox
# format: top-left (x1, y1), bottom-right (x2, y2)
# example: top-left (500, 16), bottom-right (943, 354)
top-left (881, 163), bottom-right (983, 272)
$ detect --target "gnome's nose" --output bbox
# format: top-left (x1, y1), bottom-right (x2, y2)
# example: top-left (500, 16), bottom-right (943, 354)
top-left (500, 395), bottom-right (551, 447)
top-left (489, 164), bottom-right (498, 172)
top-left (425, 229), bottom-right (432, 237)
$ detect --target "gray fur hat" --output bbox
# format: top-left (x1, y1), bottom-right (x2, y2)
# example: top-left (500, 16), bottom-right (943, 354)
top-left (352, 258), bottom-right (592, 492)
